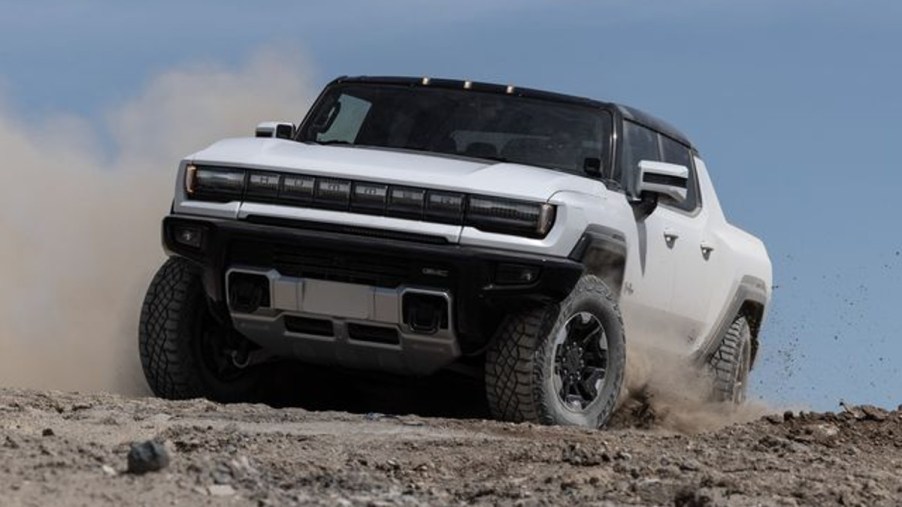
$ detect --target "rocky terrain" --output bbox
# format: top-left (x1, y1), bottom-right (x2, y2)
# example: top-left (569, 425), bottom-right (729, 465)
top-left (1, 387), bottom-right (900, 507)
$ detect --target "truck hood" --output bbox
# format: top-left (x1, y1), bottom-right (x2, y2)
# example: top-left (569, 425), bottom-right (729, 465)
top-left (187, 137), bottom-right (596, 201)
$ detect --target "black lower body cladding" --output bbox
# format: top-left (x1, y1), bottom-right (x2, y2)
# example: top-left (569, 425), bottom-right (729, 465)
top-left (162, 214), bottom-right (584, 352)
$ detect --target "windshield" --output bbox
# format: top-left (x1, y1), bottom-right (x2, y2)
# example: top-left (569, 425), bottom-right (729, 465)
top-left (297, 83), bottom-right (613, 176)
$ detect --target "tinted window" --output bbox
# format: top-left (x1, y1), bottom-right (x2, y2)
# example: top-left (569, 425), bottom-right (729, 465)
top-left (659, 135), bottom-right (700, 212)
top-left (622, 121), bottom-right (660, 168)
top-left (299, 84), bottom-right (613, 177)
top-left (316, 94), bottom-right (372, 144)
top-left (621, 121), bottom-right (660, 194)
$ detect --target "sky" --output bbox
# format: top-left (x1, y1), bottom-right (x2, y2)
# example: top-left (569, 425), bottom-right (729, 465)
top-left (1, 1), bottom-right (900, 410)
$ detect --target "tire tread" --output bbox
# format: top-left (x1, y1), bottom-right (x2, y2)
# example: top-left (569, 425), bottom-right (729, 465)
top-left (138, 257), bottom-right (205, 399)
top-left (485, 276), bottom-right (625, 426)
top-left (708, 316), bottom-right (751, 403)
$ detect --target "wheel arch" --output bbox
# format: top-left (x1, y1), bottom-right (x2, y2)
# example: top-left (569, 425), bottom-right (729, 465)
top-left (738, 299), bottom-right (765, 367)
top-left (695, 275), bottom-right (769, 369)
top-left (568, 225), bottom-right (628, 300)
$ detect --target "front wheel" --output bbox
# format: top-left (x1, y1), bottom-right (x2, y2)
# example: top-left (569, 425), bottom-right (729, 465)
top-left (484, 275), bottom-right (626, 428)
top-left (138, 257), bottom-right (263, 402)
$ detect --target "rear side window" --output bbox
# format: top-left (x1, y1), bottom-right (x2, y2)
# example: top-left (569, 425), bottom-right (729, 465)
top-left (659, 135), bottom-right (700, 212)
top-left (660, 135), bottom-right (691, 169)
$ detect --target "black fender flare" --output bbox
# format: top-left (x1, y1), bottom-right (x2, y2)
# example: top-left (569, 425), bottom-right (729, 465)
top-left (693, 275), bottom-right (769, 368)
top-left (568, 225), bottom-right (628, 297)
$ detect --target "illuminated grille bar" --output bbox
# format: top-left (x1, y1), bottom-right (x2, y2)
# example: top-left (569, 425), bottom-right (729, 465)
top-left (185, 165), bottom-right (554, 238)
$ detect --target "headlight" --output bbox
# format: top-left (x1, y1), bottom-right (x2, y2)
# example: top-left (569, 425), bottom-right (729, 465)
top-left (246, 171), bottom-right (281, 200)
top-left (352, 182), bottom-right (388, 212)
top-left (425, 191), bottom-right (465, 224)
top-left (185, 165), bottom-right (245, 201)
top-left (387, 187), bottom-right (426, 219)
top-left (281, 175), bottom-right (316, 202)
top-left (466, 196), bottom-right (556, 238)
top-left (314, 178), bottom-right (351, 209)
top-left (183, 166), bottom-right (555, 239)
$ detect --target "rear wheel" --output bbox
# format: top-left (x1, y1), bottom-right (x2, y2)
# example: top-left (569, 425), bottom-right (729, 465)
top-left (708, 315), bottom-right (752, 404)
top-left (139, 257), bottom-right (263, 402)
top-left (485, 275), bottom-right (625, 428)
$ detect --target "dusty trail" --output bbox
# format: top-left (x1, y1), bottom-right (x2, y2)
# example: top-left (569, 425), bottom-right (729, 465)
top-left (1, 388), bottom-right (900, 506)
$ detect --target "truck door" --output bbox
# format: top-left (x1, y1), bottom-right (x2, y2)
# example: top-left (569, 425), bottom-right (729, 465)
top-left (617, 121), bottom-right (680, 346)
top-left (655, 138), bottom-right (715, 351)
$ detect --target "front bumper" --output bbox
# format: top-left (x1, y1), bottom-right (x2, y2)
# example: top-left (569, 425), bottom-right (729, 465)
top-left (163, 214), bottom-right (584, 373)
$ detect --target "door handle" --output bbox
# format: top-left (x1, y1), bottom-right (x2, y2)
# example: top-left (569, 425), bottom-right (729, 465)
top-left (700, 242), bottom-right (715, 260)
top-left (663, 229), bottom-right (679, 247)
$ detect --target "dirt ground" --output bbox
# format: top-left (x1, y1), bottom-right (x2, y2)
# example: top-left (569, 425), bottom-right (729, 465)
top-left (1, 387), bottom-right (900, 507)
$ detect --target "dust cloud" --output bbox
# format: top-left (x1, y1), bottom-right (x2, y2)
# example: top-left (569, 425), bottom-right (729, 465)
top-left (612, 336), bottom-right (772, 433)
top-left (0, 50), bottom-right (314, 395)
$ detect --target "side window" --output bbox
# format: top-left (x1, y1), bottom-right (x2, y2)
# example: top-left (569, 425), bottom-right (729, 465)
top-left (659, 135), bottom-right (701, 212)
top-left (621, 120), bottom-right (661, 194)
top-left (622, 121), bottom-right (660, 167)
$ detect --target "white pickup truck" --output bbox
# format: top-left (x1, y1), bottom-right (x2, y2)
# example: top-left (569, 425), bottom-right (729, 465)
top-left (139, 76), bottom-right (772, 428)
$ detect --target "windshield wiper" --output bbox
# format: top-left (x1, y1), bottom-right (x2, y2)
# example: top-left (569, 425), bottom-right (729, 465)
top-left (314, 140), bottom-right (354, 146)
top-left (471, 154), bottom-right (510, 164)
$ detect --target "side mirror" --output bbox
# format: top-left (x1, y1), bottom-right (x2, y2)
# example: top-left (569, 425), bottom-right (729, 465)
top-left (255, 121), bottom-right (295, 140)
top-left (636, 160), bottom-right (689, 204)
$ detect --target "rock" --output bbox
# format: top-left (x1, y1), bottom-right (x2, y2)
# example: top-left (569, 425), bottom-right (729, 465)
top-left (212, 469), bottom-right (232, 485)
top-left (840, 403), bottom-right (865, 420)
top-left (101, 465), bottom-right (117, 477)
top-left (127, 440), bottom-right (170, 474)
top-left (809, 423), bottom-right (840, 439)
top-left (680, 459), bottom-right (702, 472)
top-left (764, 414), bottom-right (783, 424)
top-left (860, 405), bottom-right (888, 422)
top-left (783, 410), bottom-right (795, 421)
top-left (562, 443), bottom-right (604, 466)
top-left (674, 486), bottom-right (713, 507)
top-left (3, 435), bottom-right (19, 449)
top-left (788, 441), bottom-right (809, 453)
top-left (42, 428), bottom-right (54, 437)
top-left (759, 434), bottom-right (792, 449)
top-left (208, 484), bottom-right (236, 497)
top-left (228, 455), bottom-right (258, 476)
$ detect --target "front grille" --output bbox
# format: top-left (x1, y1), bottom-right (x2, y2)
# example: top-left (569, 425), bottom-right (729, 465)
top-left (244, 215), bottom-right (448, 244)
top-left (229, 240), bottom-right (453, 289)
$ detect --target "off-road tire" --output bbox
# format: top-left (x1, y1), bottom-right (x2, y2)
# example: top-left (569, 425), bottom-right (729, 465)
top-left (139, 257), bottom-right (261, 402)
top-left (484, 275), bottom-right (626, 427)
top-left (708, 315), bottom-right (752, 404)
